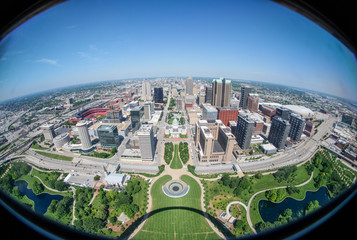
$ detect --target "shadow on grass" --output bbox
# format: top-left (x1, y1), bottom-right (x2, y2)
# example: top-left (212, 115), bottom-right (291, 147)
top-left (120, 206), bottom-right (234, 239)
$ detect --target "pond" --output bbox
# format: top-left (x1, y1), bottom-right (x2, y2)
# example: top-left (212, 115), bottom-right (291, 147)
top-left (15, 180), bottom-right (64, 215)
top-left (259, 187), bottom-right (330, 223)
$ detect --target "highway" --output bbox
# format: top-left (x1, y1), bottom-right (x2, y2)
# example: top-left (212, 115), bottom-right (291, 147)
top-left (238, 115), bottom-right (336, 172)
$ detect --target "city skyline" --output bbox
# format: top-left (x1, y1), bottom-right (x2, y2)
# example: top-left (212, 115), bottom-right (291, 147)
top-left (0, 0), bottom-right (357, 102)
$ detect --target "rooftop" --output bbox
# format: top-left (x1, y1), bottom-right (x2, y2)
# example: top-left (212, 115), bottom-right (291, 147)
top-left (76, 120), bottom-right (88, 127)
top-left (201, 126), bottom-right (213, 138)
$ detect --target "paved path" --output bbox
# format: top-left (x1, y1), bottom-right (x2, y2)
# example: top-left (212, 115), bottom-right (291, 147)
top-left (226, 201), bottom-right (248, 219)
top-left (70, 186), bottom-right (76, 225)
top-left (246, 171), bottom-right (314, 233)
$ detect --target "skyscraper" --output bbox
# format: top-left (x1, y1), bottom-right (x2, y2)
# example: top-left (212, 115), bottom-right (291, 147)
top-left (236, 115), bottom-right (255, 149)
top-left (154, 87), bottom-right (163, 103)
top-left (212, 77), bottom-right (231, 108)
top-left (196, 121), bottom-right (235, 163)
top-left (289, 113), bottom-right (306, 142)
top-left (104, 109), bottom-right (122, 123)
top-left (76, 120), bottom-right (92, 149)
top-left (142, 80), bottom-right (151, 101)
top-left (186, 77), bottom-right (193, 95)
top-left (247, 93), bottom-right (259, 113)
top-left (137, 124), bottom-right (155, 161)
top-left (275, 107), bottom-right (291, 121)
top-left (97, 125), bottom-right (121, 148)
top-left (131, 106), bottom-right (144, 132)
top-left (239, 86), bottom-right (252, 109)
top-left (268, 116), bottom-right (291, 150)
top-left (205, 86), bottom-right (212, 104)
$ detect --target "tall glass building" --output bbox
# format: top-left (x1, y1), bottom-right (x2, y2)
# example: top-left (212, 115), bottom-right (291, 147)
top-left (97, 125), bottom-right (121, 148)
top-left (154, 87), bottom-right (163, 103)
top-left (131, 106), bottom-right (144, 132)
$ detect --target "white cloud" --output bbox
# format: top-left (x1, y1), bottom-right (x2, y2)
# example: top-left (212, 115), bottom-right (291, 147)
top-left (35, 58), bottom-right (60, 66)
top-left (77, 51), bottom-right (100, 62)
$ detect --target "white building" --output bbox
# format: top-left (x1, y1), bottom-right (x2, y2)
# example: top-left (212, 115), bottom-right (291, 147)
top-left (142, 80), bottom-right (151, 101)
top-left (137, 124), bottom-right (155, 161)
top-left (283, 105), bottom-right (314, 118)
top-left (260, 143), bottom-right (277, 154)
top-left (105, 173), bottom-right (131, 187)
top-left (53, 132), bottom-right (70, 149)
top-left (76, 120), bottom-right (92, 149)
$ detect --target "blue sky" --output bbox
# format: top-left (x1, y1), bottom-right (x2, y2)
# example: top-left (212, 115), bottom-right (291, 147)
top-left (0, 0), bottom-right (356, 102)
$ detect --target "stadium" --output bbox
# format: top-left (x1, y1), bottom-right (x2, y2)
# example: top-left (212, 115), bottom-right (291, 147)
top-left (75, 107), bottom-right (110, 120)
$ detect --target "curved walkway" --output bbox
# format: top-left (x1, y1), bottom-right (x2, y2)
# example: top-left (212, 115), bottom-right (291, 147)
top-left (226, 201), bottom-right (248, 219)
top-left (246, 171), bottom-right (314, 233)
top-left (223, 172), bottom-right (314, 234)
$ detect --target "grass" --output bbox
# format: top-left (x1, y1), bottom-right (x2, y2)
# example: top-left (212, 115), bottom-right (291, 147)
top-left (170, 144), bottom-right (183, 169)
top-left (134, 175), bottom-right (219, 240)
top-left (35, 151), bottom-right (73, 161)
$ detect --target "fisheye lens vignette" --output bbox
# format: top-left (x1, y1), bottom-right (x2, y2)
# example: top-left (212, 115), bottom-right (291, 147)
top-left (0, 0), bottom-right (357, 239)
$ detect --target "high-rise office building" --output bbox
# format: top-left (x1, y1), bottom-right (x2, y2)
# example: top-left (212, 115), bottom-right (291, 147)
top-left (205, 86), bottom-right (212, 104)
top-left (212, 78), bottom-right (231, 108)
top-left (217, 107), bottom-right (239, 126)
top-left (176, 97), bottom-right (183, 111)
top-left (104, 109), bottom-right (122, 123)
top-left (143, 104), bottom-right (151, 121)
top-left (154, 87), bottom-right (163, 103)
top-left (76, 120), bottom-right (92, 149)
top-left (41, 123), bottom-right (55, 142)
top-left (247, 93), bottom-right (259, 113)
top-left (239, 86), bottom-right (252, 109)
top-left (137, 124), bottom-right (155, 161)
top-left (236, 115), bottom-right (255, 149)
top-left (186, 77), bottom-right (193, 95)
top-left (131, 106), bottom-right (144, 132)
top-left (66, 97), bottom-right (74, 105)
top-left (268, 116), bottom-right (291, 150)
top-left (196, 122), bottom-right (235, 163)
top-left (289, 113), bottom-right (305, 142)
top-left (97, 125), bottom-right (121, 148)
top-left (202, 104), bottom-right (218, 121)
top-left (275, 107), bottom-right (291, 121)
top-left (142, 80), bottom-right (151, 100)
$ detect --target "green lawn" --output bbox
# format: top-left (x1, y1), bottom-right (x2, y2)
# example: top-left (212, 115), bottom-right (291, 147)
top-left (31, 144), bottom-right (49, 150)
top-left (35, 151), bottom-right (73, 161)
top-left (134, 175), bottom-right (219, 240)
top-left (170, 145), bottom-right (183, 169)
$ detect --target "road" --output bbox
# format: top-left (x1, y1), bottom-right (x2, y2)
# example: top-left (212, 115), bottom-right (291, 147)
top-left (238, 115), bottom-right (336, 172)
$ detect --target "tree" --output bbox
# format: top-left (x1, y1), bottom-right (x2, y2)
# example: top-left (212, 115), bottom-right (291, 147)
top-left (94, 175), bottom-right (100, 181)
top-left (32, 181), bottom-right (44, 194)
top-left (111, 147), bottom-right (117, 155)
top-left (221, 174), bottom-right (231, 186)
top-left (305, 200), bottom-right (320, 215)
top-left (255, 172), bottom-right (263, 179)
top-left (265, 189), bottom-right (277, 202)
top-left (109, 216), bottom-right (117, 225)
top-left (55, 181), bottom-right (67, 191)
top-left (82, 217), bottom-right (106, 233)
top-left (233, 187), bottom-right (242, 196)
top-left (239, 177), bottom-right (251, 190)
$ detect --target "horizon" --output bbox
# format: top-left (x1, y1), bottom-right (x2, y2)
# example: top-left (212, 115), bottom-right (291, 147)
top-left (1, 76), bottom-right (355, 106)
top-left (1, 0), bottom-right (356, 102)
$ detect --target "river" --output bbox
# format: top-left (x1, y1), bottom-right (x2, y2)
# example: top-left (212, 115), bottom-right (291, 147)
top-left (15, 180), bottom-right (64, 215)
top-left (259, 187), bottom-right (330, 222)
